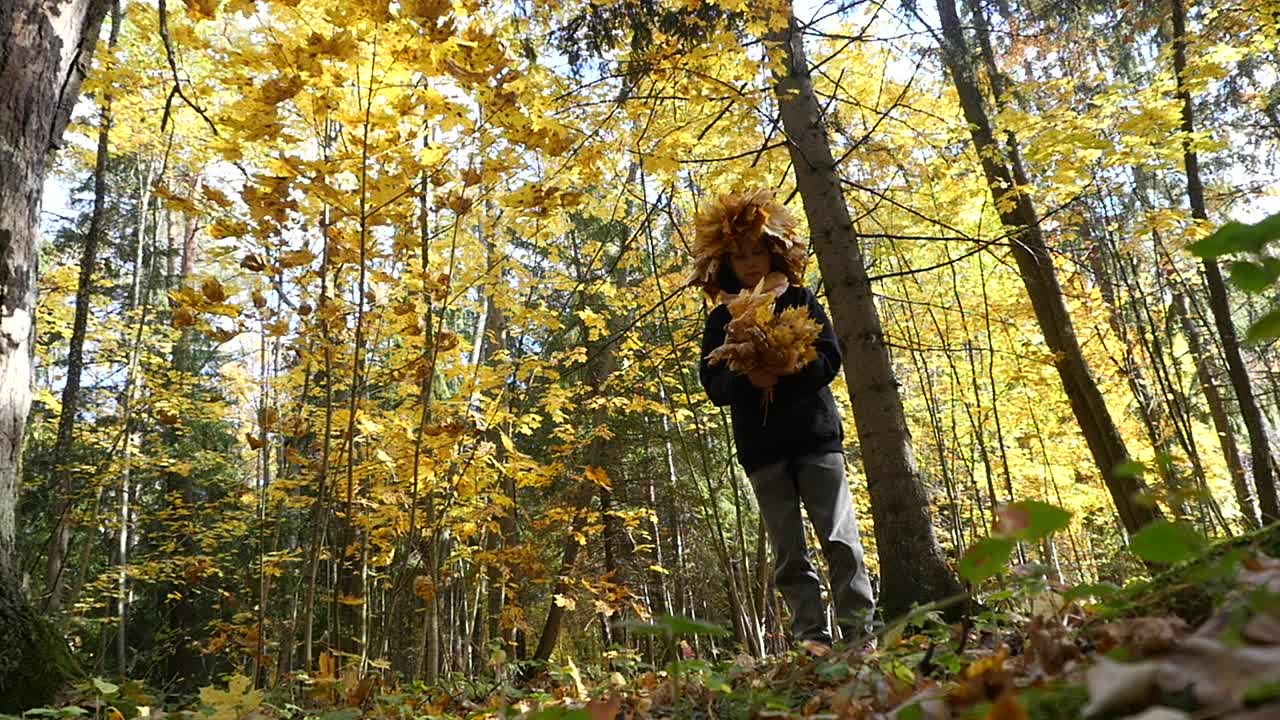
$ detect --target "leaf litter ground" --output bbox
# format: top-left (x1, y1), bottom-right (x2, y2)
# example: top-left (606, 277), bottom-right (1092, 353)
top-left (26, 527), bottom-right (1280, 720)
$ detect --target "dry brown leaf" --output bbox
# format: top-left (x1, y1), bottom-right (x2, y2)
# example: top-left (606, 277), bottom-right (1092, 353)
top-left (1025, 616), bottom-right (1083, 675)
top-left (584, 694), bottom-right (620, 720)
top-left (172, 305), bottom-right (197, 328)
top-left (202, 277), bottom-right (227, 302)
top-left (1093, 616), bottom-right (1188, 657)
top-left (887, 686), bottom-right (949, 720)
top-left (947, 648), bottom-right (1013, 708)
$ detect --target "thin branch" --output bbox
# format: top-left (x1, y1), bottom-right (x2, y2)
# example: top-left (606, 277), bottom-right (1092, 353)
top-left (678, 141), bottom-right (788, 164)
top-left (867, 236), bottom-right (1003, 282)
top-left (157, 0), bottom-right (219, 135)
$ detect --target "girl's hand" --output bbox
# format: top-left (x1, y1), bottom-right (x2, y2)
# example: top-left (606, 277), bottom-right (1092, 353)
top-left (747, 369), bottom-right (777, 388)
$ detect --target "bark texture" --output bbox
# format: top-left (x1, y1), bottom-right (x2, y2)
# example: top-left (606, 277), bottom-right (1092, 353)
top-left (0, 0), bottom-right (111, 706)
top-left (771, 11), bottom-right (964, 620)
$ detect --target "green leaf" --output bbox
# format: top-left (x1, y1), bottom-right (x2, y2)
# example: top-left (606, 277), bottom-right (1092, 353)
top-left (993, 501), bottom-right (1071, 541)
top-left (817, 661), bottom-right (852, 681)
top-left (1188, 548), bottom-right (1247, 583)
top-left (1245, 307), bottom-right (1280, 344)
top-left (92, 678), bottom-right (120, 697)
top-left (1245, 680), bottom-right (1280, 705)
top-left (1230, 259), bottom-right (1280, 293)
top-left (658, 614), bottom-right (731, 637)
top-left (522, 709), bottom-right (591, 720)
top-left (1188, 212), bottom-right (1280, 258)
top-left (621, 619), bottom-right (670, 637)
top-left (958, 537), bottom-right (1016, 583)
top-left (1113, 460), bottom-right (1145, 479)
top-left (623, 613), bottom-right (729, 638)
top-left (1062, 581), bottom-right (1120, 603)
top-left (897, 701), bottom-right (926, 720)
top-left (1129, 520), bottom-right (1207, 564)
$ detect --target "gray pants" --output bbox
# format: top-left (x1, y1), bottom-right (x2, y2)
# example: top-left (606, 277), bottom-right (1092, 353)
top-left (749, 452), bottom-right (875, 643)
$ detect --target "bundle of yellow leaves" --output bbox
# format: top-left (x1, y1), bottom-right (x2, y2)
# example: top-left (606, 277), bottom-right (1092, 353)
top-left (706, 277), bottom-right (821, 379)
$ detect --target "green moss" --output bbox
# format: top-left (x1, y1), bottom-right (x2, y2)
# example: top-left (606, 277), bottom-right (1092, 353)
top-left (1095, 522), bottom-right (1280, 625)
top-left (955, 684), bottom-right (1089, 720)
top-left (0, 603), bottom-right (82, 713)
top-left (1019, 683), bottom-right (1090, 720)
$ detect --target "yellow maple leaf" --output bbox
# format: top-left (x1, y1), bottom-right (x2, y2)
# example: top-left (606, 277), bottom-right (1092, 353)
top-left (184, 0), bottom-right (219, 21)
top-left (198, 674), bottom-right (262, 720)
top-left (278, 249), bottom-right (315, 269)
top-left (584, 465), bottom-right (611, 489)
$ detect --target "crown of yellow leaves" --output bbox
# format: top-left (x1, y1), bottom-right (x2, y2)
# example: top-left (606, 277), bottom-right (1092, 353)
top-left (688, 188), bottom-right (807, 299)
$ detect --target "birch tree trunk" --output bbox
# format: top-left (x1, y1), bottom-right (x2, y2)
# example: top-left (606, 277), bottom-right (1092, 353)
top-left (933, 0), bottom-right (1160, 534)
top-left (770, 9), bottom-right (965, 619)
top-left (0, 0), bottom-right (111, 706)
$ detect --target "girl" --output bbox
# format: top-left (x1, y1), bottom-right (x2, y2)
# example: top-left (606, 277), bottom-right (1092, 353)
top-left (691, 189), bottom-right (875, 650)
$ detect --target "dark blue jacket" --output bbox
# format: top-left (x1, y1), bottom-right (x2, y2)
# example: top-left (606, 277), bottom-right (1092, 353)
top-left (699, 285), bottom-right (844, 474)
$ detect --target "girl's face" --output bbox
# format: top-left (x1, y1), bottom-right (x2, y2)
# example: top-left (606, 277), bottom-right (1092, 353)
top-left (728, 235), bottom-right (772, 289)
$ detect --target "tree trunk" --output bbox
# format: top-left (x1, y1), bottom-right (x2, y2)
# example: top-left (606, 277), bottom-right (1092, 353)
top-left (45, 0), bottom-right (122, 614)
top-left (770, 9), bottom-right (964, 619)
top-left (1168, 0), bottom-right (1278, 521)
top-left (933, 0), bottom-right (1160, 534)
top-left (1, 0), bottom-right (111, 705)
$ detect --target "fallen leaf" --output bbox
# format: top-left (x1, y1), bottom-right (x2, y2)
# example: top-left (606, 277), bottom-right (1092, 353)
top-left (585, 693), bottom-right (620, 720)
top-left (1082, 656), bottom-right (1160, 717)
top-left (1093, 616), bottom-right (1187, 657)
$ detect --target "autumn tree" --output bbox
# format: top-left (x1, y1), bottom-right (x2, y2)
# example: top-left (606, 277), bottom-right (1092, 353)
top-left (769, 5), bottom-right (965, 619)
top-left (1168, 0), bottom-right (1278, 521)
top-left (931, 0), bottom-right (1161, 534)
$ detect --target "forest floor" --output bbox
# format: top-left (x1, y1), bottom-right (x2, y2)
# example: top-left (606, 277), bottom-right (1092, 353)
top-left (16, 525), bottom-right (1280, 720)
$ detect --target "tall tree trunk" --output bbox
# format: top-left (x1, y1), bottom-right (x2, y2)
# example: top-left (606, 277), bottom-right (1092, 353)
top-left (770, 8), bottom-right (964, 619)
top-left (0, 0), bottom-right (111, 706)
top-left (933, 0), bottom-right (1160, 534)
top-left (45, 0), bottom-right (121, 615)
top-left (1168, 0), bottom-right (1278, 521)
